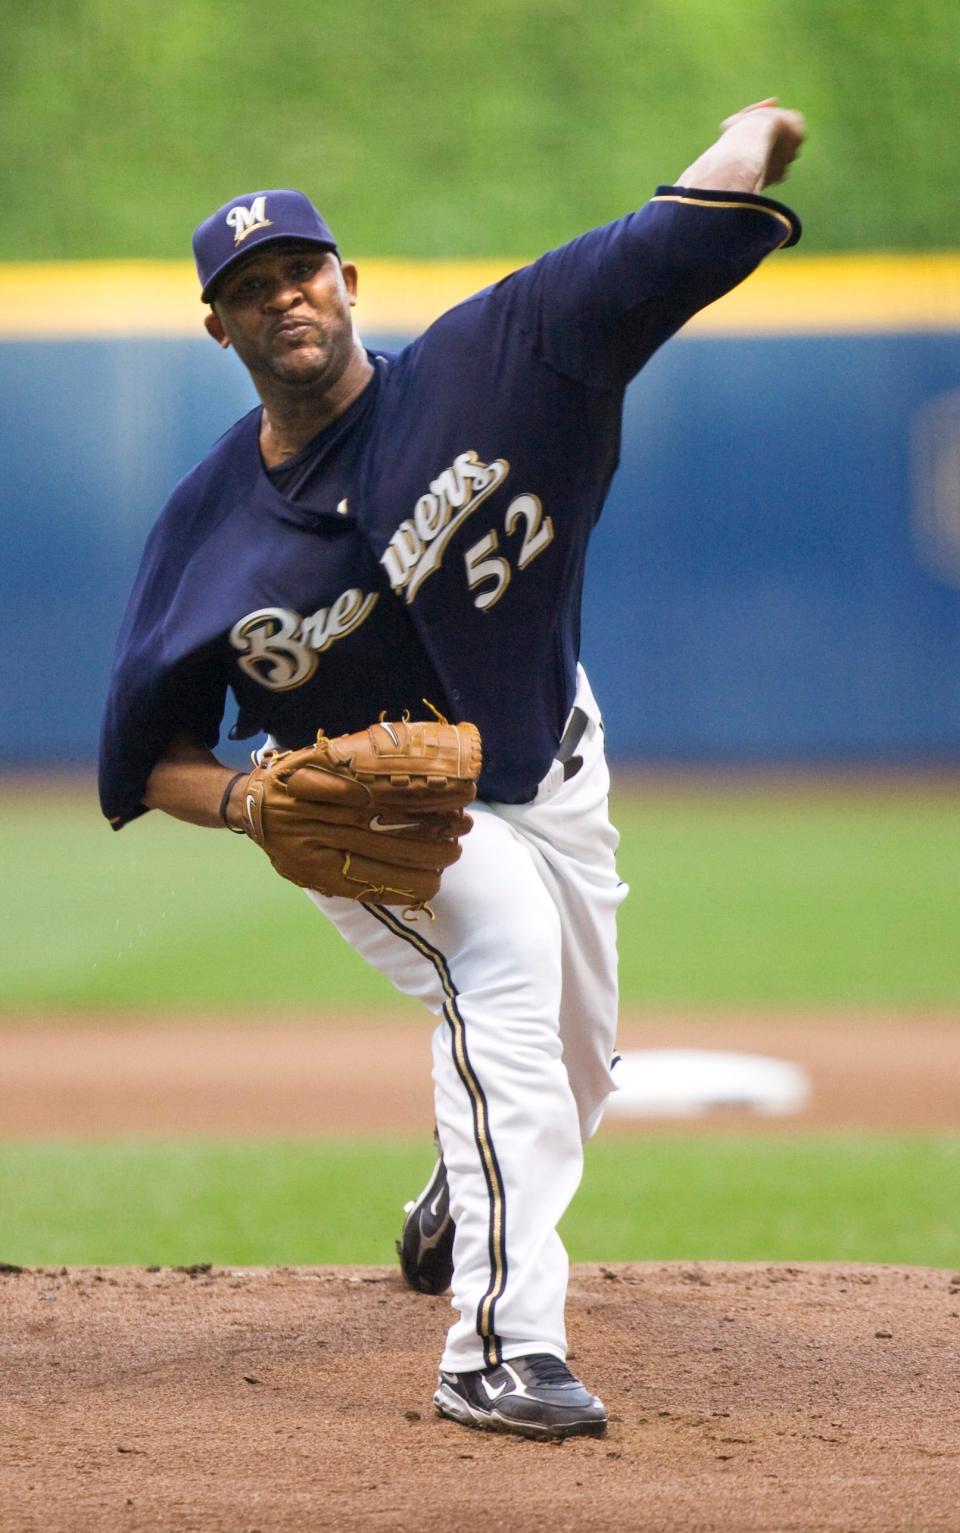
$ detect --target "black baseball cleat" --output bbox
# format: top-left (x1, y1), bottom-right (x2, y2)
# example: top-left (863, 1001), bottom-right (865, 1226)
top-left (434, 1354), bottom-right (608, 1439)
top-left (397, 1145), bottom-right (455, 1295)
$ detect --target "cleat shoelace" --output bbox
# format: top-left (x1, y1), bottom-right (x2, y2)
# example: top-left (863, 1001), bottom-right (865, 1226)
top-left (520, 1354), bottom-right (581, 1387)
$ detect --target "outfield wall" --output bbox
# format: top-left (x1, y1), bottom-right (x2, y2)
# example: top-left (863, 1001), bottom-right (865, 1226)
top-left (4, 258), bottom-right (960, 766)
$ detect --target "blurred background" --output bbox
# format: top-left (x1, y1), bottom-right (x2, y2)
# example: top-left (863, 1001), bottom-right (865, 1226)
top-left (1, 0), bottom-right (958, 1270)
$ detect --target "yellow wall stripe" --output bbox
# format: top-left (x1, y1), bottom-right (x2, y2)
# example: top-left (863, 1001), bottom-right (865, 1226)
top-left (2, 254), bottom-right (960, 338)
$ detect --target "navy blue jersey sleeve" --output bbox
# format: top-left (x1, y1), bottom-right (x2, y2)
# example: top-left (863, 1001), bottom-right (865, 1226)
top-left (491, 185), bottom-right (800, 392)
top-left (98, 471), bottom-right (231, 830)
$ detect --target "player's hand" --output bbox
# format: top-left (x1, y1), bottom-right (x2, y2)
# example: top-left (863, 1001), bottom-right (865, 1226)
top-left (719, 99), bottom-right (806, 190)
top-left (678, 98), bottom-right (806, 195)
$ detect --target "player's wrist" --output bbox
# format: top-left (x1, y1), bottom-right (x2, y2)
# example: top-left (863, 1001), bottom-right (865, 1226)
top-left (218, 771), bottom-right (247, 833)
top-left (679, 125), bottom-right (769, 194)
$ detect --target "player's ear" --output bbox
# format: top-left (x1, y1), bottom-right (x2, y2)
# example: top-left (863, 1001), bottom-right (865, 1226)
top-left (204, 310), bottom-right (231, 349)
top-left (340, 262), bottom-right (359, 307)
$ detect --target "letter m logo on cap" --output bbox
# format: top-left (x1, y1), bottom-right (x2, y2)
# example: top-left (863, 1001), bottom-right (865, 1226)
top-left (226, 196), bottom-right (272, 244)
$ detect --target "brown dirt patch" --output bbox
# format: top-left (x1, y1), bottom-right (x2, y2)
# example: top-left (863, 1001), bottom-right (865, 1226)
top-left (1, 1013), bottom-right (957, 1136)
top-left (2, 1261), bottom-right (958, 1532)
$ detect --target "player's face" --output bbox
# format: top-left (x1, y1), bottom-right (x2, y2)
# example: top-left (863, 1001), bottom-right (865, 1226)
top-left (205, 244), bottom-right (359, 390)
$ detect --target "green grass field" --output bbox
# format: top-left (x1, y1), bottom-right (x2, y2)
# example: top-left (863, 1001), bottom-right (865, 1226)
top-left (4, 780), bottom-right (958, 1014)
top-left (2, 1136), bottom-right (957, 1269)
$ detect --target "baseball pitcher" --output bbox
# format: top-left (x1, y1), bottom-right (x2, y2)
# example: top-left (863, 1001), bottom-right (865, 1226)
top-left (100, 100), bottom-right (805, 1438)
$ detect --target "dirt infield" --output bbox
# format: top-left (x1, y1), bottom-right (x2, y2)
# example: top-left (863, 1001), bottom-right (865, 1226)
top-left (2, 1013), bottom-right (958, 1136)
top-left (3, 1261), bottom-right (959, 1533)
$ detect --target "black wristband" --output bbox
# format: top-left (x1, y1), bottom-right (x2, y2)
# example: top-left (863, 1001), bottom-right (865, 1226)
top-left (219, 771), bottom-right (246, 831)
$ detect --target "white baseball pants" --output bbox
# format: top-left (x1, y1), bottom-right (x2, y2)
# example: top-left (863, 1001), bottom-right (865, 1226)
top-left (307, 668), bottom-right (627, 1372)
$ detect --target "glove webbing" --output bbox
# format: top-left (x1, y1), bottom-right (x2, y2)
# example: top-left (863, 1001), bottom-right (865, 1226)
top-left (340, 852), bottom-right (437, 920)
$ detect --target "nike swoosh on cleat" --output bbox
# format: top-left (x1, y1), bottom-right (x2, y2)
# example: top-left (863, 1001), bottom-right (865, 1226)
top-left (480, 1377), bottom-right (509, 1401)
top-left (369, 815), bottom-right (420, 833)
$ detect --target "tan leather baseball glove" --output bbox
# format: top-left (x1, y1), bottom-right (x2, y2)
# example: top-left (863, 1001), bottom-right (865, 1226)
top-left (239, 718), bottom-right (482, 910)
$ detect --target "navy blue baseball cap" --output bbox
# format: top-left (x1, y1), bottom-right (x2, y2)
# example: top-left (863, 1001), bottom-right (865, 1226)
top-left (193, 189), bottom-right (339, 302)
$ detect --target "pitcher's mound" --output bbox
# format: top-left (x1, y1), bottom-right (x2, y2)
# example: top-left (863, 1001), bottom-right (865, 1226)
top-left (3, 1262), bottom-right (957, 1532)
